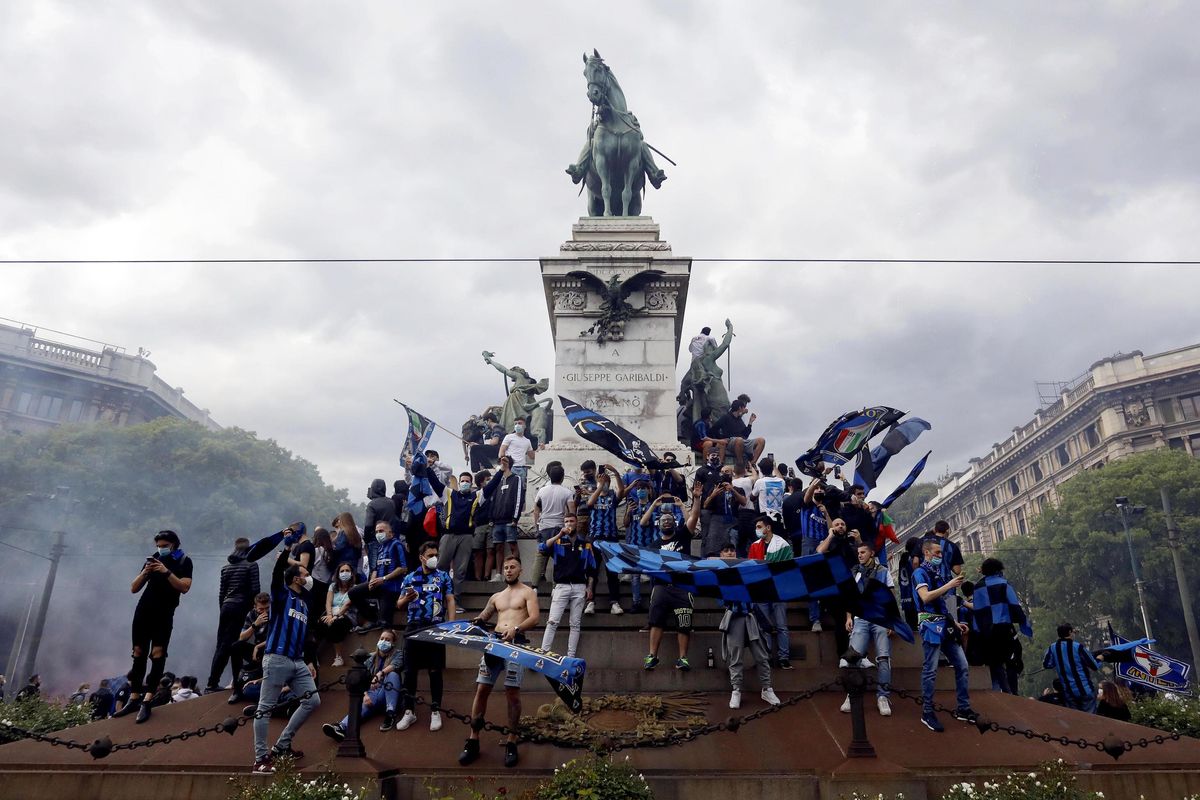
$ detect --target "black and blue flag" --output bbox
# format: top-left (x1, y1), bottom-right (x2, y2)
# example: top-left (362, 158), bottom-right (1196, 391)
top-left (559, 396), bottom-right (670, 469)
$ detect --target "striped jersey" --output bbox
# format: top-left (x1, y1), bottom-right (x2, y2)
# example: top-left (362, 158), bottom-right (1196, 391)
top-left (1043, 639), bottom-right (1100, 700)
top-left (400, 568), bottom-right (454, 625)
top-left (373, 536), bottom-right (407, 594)
top-left (798, 503), bottom-right (829, 541)
top-left (911, 565), bottom-right (949, 616)
top-left (265, 545), bottom-right (309, 659)
top-left (588, 489), bottom-right (619, 540)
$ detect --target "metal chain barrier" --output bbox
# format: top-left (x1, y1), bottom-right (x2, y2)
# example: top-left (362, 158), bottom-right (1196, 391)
top-left (876, 679), bottom-right (1183, 760)
top-left (0, 674), bottom-right (347, 759)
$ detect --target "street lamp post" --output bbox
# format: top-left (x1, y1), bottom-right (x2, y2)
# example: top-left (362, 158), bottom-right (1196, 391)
top-left (1115, 497), bottom-right (1153, 641)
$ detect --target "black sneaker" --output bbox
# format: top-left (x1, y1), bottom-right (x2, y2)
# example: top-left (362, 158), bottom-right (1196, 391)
top-left (272, 744), bottom-right (304, 761)
top-left (504, 741), bottom-right (519, 768)
top-left (458, 738), bottom-right (481, 766)
top-left (251, 756), bottom-right (275, 775)
top-left (227, 691), bottom-right (244, 704)
top-left (380, 711), bottom-right (397, 732)
top-left (203, 685), bottom-right (222, 695)
top-left (953, 707), bottom-right (979, 724)
top-left (921, 712), bottom-right (944, 733)
top-left (779, 659), bottom-right (794, 670)
top-left (630, 601), bottom-right (646, 614)
top-left (111, 699), bottom-right (140, 718)
top-left (135, 703), bottom-right (152, 724)
top-left (322, 723), bottom-right (346, 743)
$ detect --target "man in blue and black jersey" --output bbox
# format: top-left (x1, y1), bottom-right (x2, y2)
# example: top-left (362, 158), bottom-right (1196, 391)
top-left (350, 519), bottom-right (408, 633)
top-left (252, 523), bottom-right (320, 776)
top-left (395, 540), bottom-right (457, 733)
top-left (912, 538), bottom-right (975, 733)
top-left (1043, 623), bottom-right (1102, 714)
top-left (586, 465), bottom-right (626, 615)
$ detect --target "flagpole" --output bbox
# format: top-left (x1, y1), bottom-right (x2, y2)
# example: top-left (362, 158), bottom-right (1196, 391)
top-left (392, 399), bottom-right (467, 443)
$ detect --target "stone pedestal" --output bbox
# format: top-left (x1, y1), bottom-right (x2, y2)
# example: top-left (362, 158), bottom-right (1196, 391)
top-left (539, 217), bottom-right (692, 480)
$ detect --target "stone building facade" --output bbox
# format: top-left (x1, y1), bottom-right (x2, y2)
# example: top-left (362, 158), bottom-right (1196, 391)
top-left (0, 319), bottom-right (218, 435)
top-left (896, 343), bottom-right (1200, 557)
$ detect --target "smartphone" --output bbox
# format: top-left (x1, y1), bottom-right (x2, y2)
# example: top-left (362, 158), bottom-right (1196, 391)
top-left (661, 502), bottom-right (675, 514)
top-left (768, 452), bottom-right (775, 461)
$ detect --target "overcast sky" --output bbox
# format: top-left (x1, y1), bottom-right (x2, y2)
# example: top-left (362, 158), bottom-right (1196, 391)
top-left (4, 2), bottom-right (1199, 500)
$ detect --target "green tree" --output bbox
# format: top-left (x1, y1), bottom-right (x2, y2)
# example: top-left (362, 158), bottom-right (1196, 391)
top-left (885, 481), bottom-right (939, 530)
top-left (992, 450), bottom-right (1200, 694)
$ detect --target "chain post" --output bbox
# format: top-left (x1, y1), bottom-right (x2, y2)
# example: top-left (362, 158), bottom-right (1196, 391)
top-left (337, 647), bottom-right (370, 758)
top-left (842, 667), bottom-right (876, 758)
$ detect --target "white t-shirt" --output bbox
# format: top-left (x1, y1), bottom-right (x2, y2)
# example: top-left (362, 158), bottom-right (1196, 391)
top-left (500, 433), bottom-right (533, 467)
top-left (752, 476), bottom-right (786, 516)
top-left (534, 484), bottom-right (575, 530)
top-left (732, 476), bottom-right (754, 507)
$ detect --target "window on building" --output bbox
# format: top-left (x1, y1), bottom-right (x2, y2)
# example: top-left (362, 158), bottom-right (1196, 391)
top-left (1083, 423), bottom-right (1101, 449)
top-left (1159, 399), bottom-right (1178, 424)
top-left (966, 502), bottom-right (977, 520)
top-left (1031, 461), bottom-right (1044, 482)
top-left (1055, 443), bottom-right (1071, 468)
top-left (969, 533), bottom-right (982, 553)
top-left (1036, 493), bottom-right (1048, 513)
top-left (993, 519), bottom-right (1006, 543)
top-left (987, 490), bottom-right (998, 510)
top-left (16, 392), bottom-right (33, 415)
top-left (35, 395), bottom-right (63, 419)
top-left (1190, 434), bottom-right (1200, 458)
top-left (1008, 475), bottom-right (1020, 496)
top-left (1169, 437), bottom-right (1186, 451)
top-left (1015, 508), bottom-right (1027, 536)
top-left (67, 399), bottom-right (84, 422)
top-left (1181, 394), bottom-right (1200, 421)
top-left (1131, 435), bottom-right (1156, 451)
top-left (46, 396), bottom-right (62, 419)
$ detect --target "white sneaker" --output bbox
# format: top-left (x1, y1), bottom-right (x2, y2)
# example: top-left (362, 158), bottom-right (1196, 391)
top-left (430, 711), bottom-right (443, 731)
top-left (584, 601), bottom-right (595, 615)
top-left (610, 602), bottom-right (624, 615)
top-left (332, 655), bottom-right (344, 667)
top-left (490, 573), bottom-right (501, 582)
top-left (861, 657), bottom-right (875, 668)
top-left (840, 694), bottom-right (851, 713)
top-left (877, 696), bottom-right (892, 717)
top-left (396, 710), bottom-right (417, 731)
top-left (761, 688), bottom-right (781, 706)
top-left (811, 622), bottom-right (823, 632)
top-left (729, 690), bottom-right (742, 709)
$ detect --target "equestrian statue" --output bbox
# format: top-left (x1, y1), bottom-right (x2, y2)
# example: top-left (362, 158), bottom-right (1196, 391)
top-left (566, 50), bottom-right (670, 217)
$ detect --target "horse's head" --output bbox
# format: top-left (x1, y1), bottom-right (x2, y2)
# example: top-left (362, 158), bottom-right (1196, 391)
top-left (583, 49), bottom-right (611, 108)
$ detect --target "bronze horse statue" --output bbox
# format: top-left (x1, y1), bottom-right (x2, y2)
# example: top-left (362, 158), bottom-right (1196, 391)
top-left (566, 50), bottom-right (667, 217)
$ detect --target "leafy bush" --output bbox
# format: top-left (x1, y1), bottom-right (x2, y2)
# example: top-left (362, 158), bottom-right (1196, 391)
top-left (941, 760), bottom-right (1103, 800)
top-left (1129, 694), bottom-right (1200, 739)
top-left (227, 760), bottom-right (373, 800)
top-left (533, 755), bottom-right (653, 800)
top-left (0, 695), bottom-right (92, 743)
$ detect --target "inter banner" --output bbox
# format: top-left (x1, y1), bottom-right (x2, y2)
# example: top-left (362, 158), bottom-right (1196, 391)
top-left (1108, 623), bottom-right (1191, 693)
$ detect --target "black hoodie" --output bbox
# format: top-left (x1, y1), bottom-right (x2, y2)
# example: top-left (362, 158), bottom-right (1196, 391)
top-left (218, 548), bottom-right (261, 609)
top-left (365, 477), bottom-right (402, 534)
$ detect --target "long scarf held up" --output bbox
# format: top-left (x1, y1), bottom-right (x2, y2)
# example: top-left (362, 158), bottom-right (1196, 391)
top-left (407, 621), bottom-right (587, 713)
top-left (595, 542), bottom-right (913, 642)
top-left (970, 574), bottom-right (1033, 638)
top-left (406, 453), bottom-right (437, 517)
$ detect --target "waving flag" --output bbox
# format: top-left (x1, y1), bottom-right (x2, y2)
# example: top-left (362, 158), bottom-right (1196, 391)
top-left (407, 621), bottom-right (587, 712)
top-left (1103, 623), bottom-right (1189, 693)
top-left (971, 574), bottom-right (1033, 638)
top-left (559, 396), bottom-right (670, 469)
top-left (879, 450), bottom-right (932, 509)
top-left (399, 403), bottom-right (437, 462)
top-left (856, 417), bottom-right (932, 490)
top-left (796, 406), bottom-right (905, 478)
top-left (595, 542), bottom-right (912, 642)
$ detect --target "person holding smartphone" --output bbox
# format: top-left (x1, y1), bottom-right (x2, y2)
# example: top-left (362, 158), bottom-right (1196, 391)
top-left (394, 541), bottom-right (456, 732)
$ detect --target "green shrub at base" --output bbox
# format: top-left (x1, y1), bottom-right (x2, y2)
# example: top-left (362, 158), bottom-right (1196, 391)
top-left (1130, 695), bottom-right (1200, 739)
top-left (227, 759), bottom-right (373, 800)
top-left (0, 696), bottom-right (92, 744)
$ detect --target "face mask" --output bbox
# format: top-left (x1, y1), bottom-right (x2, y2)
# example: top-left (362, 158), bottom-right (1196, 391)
top-left (514, 425), bottom-right (525, 434)
top-left (339, 571), bottom-right (352, 582)
top-left (755, 528), bottom-right (767, 539)
top-left (375, 532), bottom-right (387, 543)
top-left (377, 640), bottom-right (393, 652)
top-left (637, 489), bottom-right (649, 501)
top-left (425, 556), bottom-right (438, 570)
top-left (157, 546), bottom-right (172, 558)
top-left (460, 481), bottom-right (472, 490)
top-left (707, 456), bottom-right (720, 466)
top-left (302, 575), bottom-right (314, 591)
top-left (928, 556), bottom-right (943, 568)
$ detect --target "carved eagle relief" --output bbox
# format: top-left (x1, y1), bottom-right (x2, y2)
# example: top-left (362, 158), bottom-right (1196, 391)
top-left (568, 269), bottom-right (665, 345)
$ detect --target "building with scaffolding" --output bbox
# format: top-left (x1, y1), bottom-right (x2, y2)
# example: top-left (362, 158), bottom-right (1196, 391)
top-left (0, 318), bottom-right (218, 435)
top-left (896, 343), bottom-right (1200, 555)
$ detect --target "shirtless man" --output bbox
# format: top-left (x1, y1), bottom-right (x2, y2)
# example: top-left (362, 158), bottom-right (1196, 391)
top-left (458, 555), bottom-right (540, 769)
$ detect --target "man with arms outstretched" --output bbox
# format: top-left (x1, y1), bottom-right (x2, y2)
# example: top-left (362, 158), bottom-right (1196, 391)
top-left (458, 555), bottom-right (540, 769)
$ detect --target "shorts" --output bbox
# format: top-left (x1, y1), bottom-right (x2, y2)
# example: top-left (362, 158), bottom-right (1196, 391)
top-left (476, 653), bottom-right (524, 688)
top-left (648, 585), bottom-right (694, 632)
top-left (131, 608), bottom-right (176, 654)
top-left (404, 634), bottom-right (447, 671)
top-left (491, 523), bottom-right (520, 545)
top-left (472, 525), bottom-right (491, 550)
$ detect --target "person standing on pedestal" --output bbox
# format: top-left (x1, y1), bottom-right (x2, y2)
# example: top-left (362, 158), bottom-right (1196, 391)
top-left (499, 417), bottom-right (535, 498)
top-left (587, 465), bottom-right (627, 615)
top-left (530, 463), bottom-right (576, 586)
top-left (747, 514), bottom-right (793, 670)
top-left (539, 513), bottom-right (596, 657)
top-left (718, 543), bottom-right (780, 710)
top-left (483, 456), bottom-right (524, 576)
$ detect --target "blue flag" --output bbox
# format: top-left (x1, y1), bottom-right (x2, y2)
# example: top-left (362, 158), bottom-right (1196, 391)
top-left (1106, 623), bottom-right (1190, 693)
top-left (560, 396), bottom-right (670, 469)
top-left (400, 403), bottom-right (436, 462)
top-left (879, 450), bottom-right (932, 509)
top-left (856, 417), bottom-right (932, 490)
top-left (796, 406), bottom-right (905, 478)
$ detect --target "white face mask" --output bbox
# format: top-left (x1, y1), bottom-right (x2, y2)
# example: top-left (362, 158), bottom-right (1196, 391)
top-left (425, 556), bottom-right (438, 570)
top-left (375, 532), bottom-right (387, 543)
top-left (338, 570), bottom-right (352, 582)
top-left (514, 424), bottom-right (525, 434)
top-left (302, 575), bottom-right (314, 591)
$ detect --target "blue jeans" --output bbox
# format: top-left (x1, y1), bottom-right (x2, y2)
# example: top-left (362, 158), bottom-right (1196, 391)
top-left (850, 618), bottom-right (892, 697)
top-left (756, 602), bottom-right (790, 660)
top-left (254, 654), bottom-right (320, 761)
top-left (338, 672), bottom-right (400, 729)
top-left (800, 538), bottom-right (821, 623)
top-left (1063, 694), bottom-right (1098, 714)
top-left (921, 634), bottom-right (970, 715)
